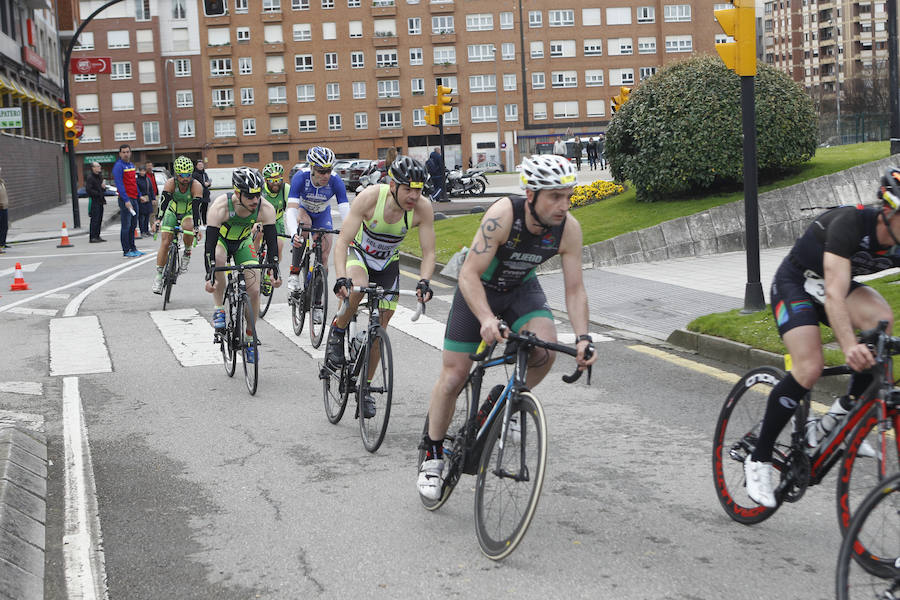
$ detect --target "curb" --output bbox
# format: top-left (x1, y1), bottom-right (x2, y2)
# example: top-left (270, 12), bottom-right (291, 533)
top-left (0, 426), bottom-right (47, 600)
top-left (8, 209), bottom-right (122, 246)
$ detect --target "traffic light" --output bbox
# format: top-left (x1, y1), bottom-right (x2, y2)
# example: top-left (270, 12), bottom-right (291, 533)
top-left (424, 104), bottom-right (439, 126)
top-left (612, 87), bottom-right (632, 113)
top-left (436, 85), bottom-right (453, 116)
top-left (63, 108), bottom-right (78, 141)
top-left (203, 0), bottom-right (227, 16)
top-left (715, 0), bottom-right (757, 76)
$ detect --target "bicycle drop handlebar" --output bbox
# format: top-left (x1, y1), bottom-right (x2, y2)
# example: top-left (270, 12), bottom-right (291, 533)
top-left (336, 285), bottom-right (426, 321)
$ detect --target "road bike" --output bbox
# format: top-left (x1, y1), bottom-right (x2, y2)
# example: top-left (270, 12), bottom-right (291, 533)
top-left (255, 234), bottom-right (275, 318)
top-left (289, 226), bottom-right (339, 348)
top-left (157, 225), bottom-right (189, 311)
top-left (418, 325), bottom-right (593, 560)
top-left (212, 262), bottom-right (273, 396)
top-left (320, 284), bottom-right (423, 452)
top-left (835, 469), bottom-right (900, 599)
top-left (712, 321), bottom-right (900, 549)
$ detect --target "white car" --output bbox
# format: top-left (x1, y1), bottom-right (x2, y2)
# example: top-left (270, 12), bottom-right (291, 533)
top-left (476, 160), bottom-right (503, 173)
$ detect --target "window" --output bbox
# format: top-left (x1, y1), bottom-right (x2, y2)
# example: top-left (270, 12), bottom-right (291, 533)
top-left (531, 72), bottom-right (545, 89)
top-left (585, 70), bottom-right (604, 86)
top-left (432, 15), bottom-right (454, 34)
top-left (413, 108), bottom-right (426, 126)
top-left (637, 6), bottom-right (654, 23)
top-left (110, 61), bottom-right (131, 80)
top-left (351, 51), bottom-right (365, 68)
top-left (638, 37), bottom-right (656, 54)
top-left (273, 151), bottom-right (289, 161)
top-left (293, 24), bottom-right (311, 41)
top-left (550, 40), bottom-right (576, 57)
top-left (664, 5), bottom-right (691, 22)
top-left (74, 74), bottom-right (97, 82)
top-left (584, 39), bottom-right (603, 56)
top-left (107, 30), bottom-right (129, 49)
top-left (582, 8), bottom-right (602, 25)
top-left (411, 78), bottom-right (424, 95)
top-left (352, 81), bottom-right (366, 99)
top-left (376, 49), bottom-right (399, 68)
top-left (665, 35), bottom-right (692, 53)
top-left (551, 70), bottom-right (577, 88)
top-left (608, 38), bottom-right (633, 55)
top-left (263, 0), bottom-right (280, 11)
top-left (136, 30), bottom-right (153, 52)
top-left (140, 91), bottom-right (158, 113)
top-left (500, 12), bottom-right (513, 29)
top-left (504, 103), bottom-right (518, 121)
top-left (328, 114), bottom-right (342, 131)
top-left (143, 121), bottom-right (160, 144)
top-left (349, 21), bottom-right (363, 37)
top-left (471, 105), bottom-right (497, 123)
top-left (268, 85), bottom-right (287, 104)
top-left (265, 24), bottom-right (284, 43)
top-left (533, 102), bottom-right (547, 120)
top-left (172, 0), bottom-right (186, 19)
top-left (74, 32), bottom-right (94, 50)
top-left (243, 118), bottom-right (256, 135)
top-left (322, 22), bottom-right (336, 39)
top-left (176, 90), bottom-right (193, 107)
top-left (138, 60), bottom-right (155, 84)
top-left (355, 112), bottom-right (368, 129)
top-left (502, 43), bottom-right (515, 60)
top-left (503, 73), bottom-right (516, 91)
top-left (243, 153), bottom-right (260, 164)
top-left (178, 120), bottom-right (195, 138)
top-left (76, 94), bottom-right (99, 113)
top-left (324, 52), bottom-right (338, 70)
top-left (208, 27), bottom-right (230, 46)
top-left (639, 66), bottom-right (656, 80)
top-left (292, 0), bottom-right (309, 7)
top-left (321, 0), bottom-right (334, 6)
top-left (266, 56), bottom-right (285, 73)
top-left (443, 107), bottom-right (459, 126)
top-left (237, 27), bottom-right (250, 42)
top-left (295, 54), bottom-right (313, 71)
top-left (469, 74), bottom-right (496, 93)
top-left (214, 119), bottom-right (237, 138)
top-left (172, 28), bottom-right (189, 51)
top-left (235, 0), bottom-right (248, 11)
top-left (347, 0), bottom-right (360, 5)
top-left (239, 57), bottom-right (252, 74)
top-left (436, 75), bottom-right (458, 93)
top-left (112, 92), bottom-right (134, 111)
top-left (298, 115), bottom-right (317, 132)
top-left (548, 9), bottom-right (574, 26)
top-left (410, 48), bottom-right (423, 65)
top-left (296, 84), bottom-right (315, 102)
top-left (213, 88), bottom-right (234, 107)
top-left (606, 7), bottom-right (631, 24)
top-left (114, 123), bottom-right (136, 141)
top-left (241, 87), bottom-right (254, 105)
top-left (210, 58), bottom-right (233, 76)
top-left (530, 42), bottom-right (544, 59)
top-left (379, 111), bottom-right (401, 128)
top-left (218, 154), bottom-right (235, 165)
top-left (378, 80), bottom-right (400, 98)
top-left (434, 47), bottom-right (456, 64)
top-left (408, 17), bottom-right (421, 34)
top-left (529, 10), bottom-right (542, 27)
top-left (327, 82), bottom-right (340, 100)
top-left (466, 13), bottom-right (493, 31)
top-left (553, 101), bottom-right (578, 119)
top-left (610, 67), bottom-right (635, 85)
top-left (586, 100), bottom-right (605, 118)
top-left (468, 44), bottom-right (495, 62)
top-left (270, 116), bottom-right (288, 134)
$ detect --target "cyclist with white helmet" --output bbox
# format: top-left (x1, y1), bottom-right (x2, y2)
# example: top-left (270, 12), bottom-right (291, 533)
top-left (416, 154), bottom-right (597, 500)
top-left (151, 155), bottom-right (203, 294)
top-left (285, 146), bottom-right (350, 323)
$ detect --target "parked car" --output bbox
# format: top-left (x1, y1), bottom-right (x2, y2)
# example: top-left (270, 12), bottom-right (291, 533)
top-left (475, 160), bottom-right (503, 173)
top-left (342, 159), bottom-right (373, 189)
top-left (77, 184), bottom-right (118, 198)
top-left (289, 162), bottom-right (308, 179)
top-left (331, 159), bottom-right (354, 184)
top-left (153, 171), bottom-right (168, 190)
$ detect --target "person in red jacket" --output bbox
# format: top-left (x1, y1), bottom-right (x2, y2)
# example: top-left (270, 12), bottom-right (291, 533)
top-left (112, 144), bottom-right (143, 257)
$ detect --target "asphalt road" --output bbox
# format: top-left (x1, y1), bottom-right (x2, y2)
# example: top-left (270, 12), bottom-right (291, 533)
top-left (0, 231), bottom-right (846, 600)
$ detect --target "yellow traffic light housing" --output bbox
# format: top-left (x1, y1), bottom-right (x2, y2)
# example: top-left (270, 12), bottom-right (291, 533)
top-left (715, 0), bottom-right (757, 76)
top-left (423, 104), bottom-right (439, 126)
top-left (612, 87), bottom-right (632, 113)
top-left (436, 85), bottom-right (453, 115)
top-left (63, 107), bottom-right (78, 141)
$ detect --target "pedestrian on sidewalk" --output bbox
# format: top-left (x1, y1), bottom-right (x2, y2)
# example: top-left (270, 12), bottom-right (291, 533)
top-left (586, 138), bottom-right (598, 171)
top-left (112, 144), bottom-right (142, 257)
top-left (426, 147), bottom-right (446, 202)
top-left (598, 134), bottom-right (606, 169)
top-left (136, 166), bottom-right (155, 237)
top-left (0, 166), bottom-right (8, 252)
top-left (572, 136), bottom-right (584, 171)
top-left (553, 136), bottom-right (567, 157)
top-left (193, 160), bottom-right (212, 227)
top-left (85, 161), bottom-right (107, 243)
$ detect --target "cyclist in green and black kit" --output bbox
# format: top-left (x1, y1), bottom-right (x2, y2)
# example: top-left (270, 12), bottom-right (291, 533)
top-left (151, 155), bottom-right (202, 294)
top-left (254, 162), bottom-right (290, 294)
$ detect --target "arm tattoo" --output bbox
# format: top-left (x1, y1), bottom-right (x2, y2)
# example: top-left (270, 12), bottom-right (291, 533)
top-left (471, 217), bottom-right (501, 255)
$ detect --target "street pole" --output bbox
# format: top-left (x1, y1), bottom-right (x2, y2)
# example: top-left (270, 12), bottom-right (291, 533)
top-left (164, 59), bottom-right (175, 165)
top-left (492, 45), bottom-right (501, 169)
top-left (741, 74), bottom-right (765, 313)
top-left (438, 116), bottom-right (447, 201)
top-left (888, 0), bottom-right (900, 154)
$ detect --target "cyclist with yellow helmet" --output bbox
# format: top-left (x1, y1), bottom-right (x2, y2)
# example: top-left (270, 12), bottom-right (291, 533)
top-left (255, 162), bottom-right (291, 293)
top-left (151, 155), bottom-right (203, 294)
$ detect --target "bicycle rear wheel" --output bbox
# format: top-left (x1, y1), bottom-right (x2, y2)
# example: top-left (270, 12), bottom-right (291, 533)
top-left (291, 253), bottom-right (310, 336)
top-left (418, 395), bottom-right (469, 511)
top-left (222, 295), bottom-right (237, 377)
top-left (309, 263), bottom-right (328, 348)
top-left (358, 328), bottom-right (392, 453)
top-left (712, 366), bottom-right (786, 524)
top-left (239, 292), bottom-right (259, 395)
top-left (474, 390), bottom-right (547, 560)
top-left (322, 358), bottom-right (349, 425)
top-left (258, 242), bottom-right (273, 318)
top-left (836, 471), bottom-right (900, 599)
top-left (162, 246), bottom-right (178, 310)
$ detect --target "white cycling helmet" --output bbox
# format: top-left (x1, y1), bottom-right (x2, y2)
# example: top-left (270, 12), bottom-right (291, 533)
top-left (306, 146), bottom-right (336, 169)
top-left (519, 154), bottom-right (578, 190)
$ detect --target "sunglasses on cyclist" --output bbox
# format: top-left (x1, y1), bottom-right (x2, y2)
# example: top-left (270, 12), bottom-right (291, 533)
top-left (176, 172), bottom-right (193, 178)
top-left (266, 177), bottom-right (283, 183)
top-left (313, 167), bottom-right (332, 175)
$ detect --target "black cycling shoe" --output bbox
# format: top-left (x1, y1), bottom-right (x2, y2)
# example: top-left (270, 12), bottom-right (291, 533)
top-left (362, 393), bottom-right (376, 419)
top-left (325, 331), bottom-right (345, 368)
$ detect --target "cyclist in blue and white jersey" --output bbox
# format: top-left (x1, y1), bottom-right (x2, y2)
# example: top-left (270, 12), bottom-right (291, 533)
top-left (285, 146), bottom-right (350, 323)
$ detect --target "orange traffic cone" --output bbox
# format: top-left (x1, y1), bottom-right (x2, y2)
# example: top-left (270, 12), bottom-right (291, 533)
top-left (57, 222), bottom-right (73, 248)
top-left (9, 263), bottom-right (29, 291)
top-left (134, 224), bottom-right (141, 239)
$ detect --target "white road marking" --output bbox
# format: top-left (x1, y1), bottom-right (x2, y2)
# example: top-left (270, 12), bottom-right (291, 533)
top-left (0, 381), bottom-right (42, 395)
top-left (0, 262), bottom-right (41, 277)
top-left (46, 293), bottom-right (72, 300)
top-left (0, 251), bottom-right (124, 260)
top-left (263, 303), bottom-right (326, 359)
top-left (62, 377), bottom-right (109, 600)
top-left (0, 410), bottom-right (44, 431)
top-left (434, 294), bottom-right (455, 303)
top-left (557, 332), bottom-right (613, 344)
top-left (149, 309), bottom-right (222, 366)
top-left (388, 304), bottom-right (445, 349)
top-left (64, 253), bottom-right (157, 317)
top-left (399, 268), bottom-right (451, 288)
top-left (8, 306), bottom-right (58, 316)
top-left (50, 316), bottom-right (112, 376)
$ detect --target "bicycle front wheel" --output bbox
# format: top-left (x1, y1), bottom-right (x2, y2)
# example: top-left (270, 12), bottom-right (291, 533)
top-left (222, 295), bottom-right (237, 377)
top-left (258, 243), bottom-right (273, 318)
top-left (162, 246), bottom-right (178, 310)
top-left (240, 292), bottom-right (259, 395)
top-left (309, 263), bottom-right (328, 348)
top-left (836, 471), bottom-right (900, 599)
top-left (358, 328), bottom-right (393, 453)
top-left (712, 366), bottom-right (786, 525)
top-left (322, 360), bottom-right (349, 424)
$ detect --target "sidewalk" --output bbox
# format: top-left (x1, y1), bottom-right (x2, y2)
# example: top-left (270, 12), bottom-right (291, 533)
top-left (6, 197), bottom-right (119, 245)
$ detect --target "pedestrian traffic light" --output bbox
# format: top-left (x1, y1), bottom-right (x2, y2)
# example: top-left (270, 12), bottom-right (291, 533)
top-left (63, 108), bottom-right (78, 141)
top-left (715, 0), bottom-right (757, 76)
top-left (612, 87), bottom-right (631, 113)
top-left (436, 85), bottom-right (453, 116)
top-left (203, 0), bottom-right (227, 16)
top-left (424, 104), bottom-right (439, 126)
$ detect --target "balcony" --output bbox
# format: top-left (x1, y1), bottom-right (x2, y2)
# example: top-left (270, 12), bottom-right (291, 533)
top-left (264, 42), bottom-right (285, 54)
top-left (269, 132), bottom-right (291, 143)
top-left (375, 66), bottom-right (400, 77)
top-left (212, 104), bottom-right (235, 116)
top-left (859, 49), bottom-right (874, 60)
top-left (260, 10), bottom-right (282, 22)
top-left (265, 72), bottom-right (287, 83)
top-left (213, 136), bottom-right (238, 146)
top-left (266, 102), bottom-right (289, 114)
top-left (432, 62), bottom-right (458, 75)
top-left (377, 126), bottom-right (402, 138)
top-left (819, 36), bottom-right (836, 47)
top-left (208, 75), bottom-right (234, 86)
top-left (429, 0), bottom-right (454, 14)
top-left (430, 32), bottom-right (456, 44)
top-left (371, 2), bottom-right (396, 16)
top-left (442, 125), bottom-right (460, 135)
top-left (373, 34), bottom-right (398, 47)
top-left (208, 44), bottom-right (232, 56)
top-left (376, 97), bottom-right (402, 108)
top-left (205, 14), bottom-right (230, 25)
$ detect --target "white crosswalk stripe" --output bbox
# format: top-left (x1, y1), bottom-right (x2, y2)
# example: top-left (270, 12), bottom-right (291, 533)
top-left (50, 316), bottom-right (112, 376)
top-left (388, 304), bottom-right (445, 350)
top-left (149, 309), bottom-right (222, 367)
top-left (8, 307), bottom-right (58, 316)
top-left (262, 303), bottom-right (326, 359)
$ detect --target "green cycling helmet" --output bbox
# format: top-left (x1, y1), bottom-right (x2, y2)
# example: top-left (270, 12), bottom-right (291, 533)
top-left (173, 155), bottom-right (194, 175)
top-left (263, 162), bottom-right (284, 179)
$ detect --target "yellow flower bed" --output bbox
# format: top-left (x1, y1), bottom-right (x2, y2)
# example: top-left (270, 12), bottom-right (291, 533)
top-left (569, 180), bottom-right (625, 208)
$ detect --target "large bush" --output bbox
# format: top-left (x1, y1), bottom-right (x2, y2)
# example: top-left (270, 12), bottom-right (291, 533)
top-left (605, 55), bottom-right (817, 202)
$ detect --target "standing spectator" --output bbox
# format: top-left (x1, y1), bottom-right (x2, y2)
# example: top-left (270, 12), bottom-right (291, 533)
top-left (0, 167), bottom-right (8, 252)
top-left (572, 136), bottom-right (584, 171)
top-left (586, 138), bottom-right (598, 171)
top-left (426, 146), bottom-right (446, 202)
top-left (145, 161), bottom-right (159, 197)
top-left (85, 162), bottom-right (107, 243)
top-left (193, 160), bottom-right (212, 227)
top-left (553, 136), bottom-right (567, 157)
top-left (112, 144), bottom-right (142, 257)
top-left (136, 166), bottom-right (155, 237)
top-left (597, 133), bottom-right (606, 169)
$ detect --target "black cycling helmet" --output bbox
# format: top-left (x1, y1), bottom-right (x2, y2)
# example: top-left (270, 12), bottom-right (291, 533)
top-left (388, 155), bottom-right (427, 189)
top-left (878, 168), bottom-right (900, 211)
top-left (232, 166), bottom-right (264, 195)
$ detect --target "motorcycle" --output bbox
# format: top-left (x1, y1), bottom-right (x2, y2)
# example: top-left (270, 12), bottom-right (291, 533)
top-left (355, 171), bottom-right (382, 194)
top-left (444, 167), bottom-right (488, 197)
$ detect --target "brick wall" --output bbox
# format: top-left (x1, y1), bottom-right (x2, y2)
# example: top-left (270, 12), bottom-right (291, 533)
top-left (0, 135), bottom-right (67, 221)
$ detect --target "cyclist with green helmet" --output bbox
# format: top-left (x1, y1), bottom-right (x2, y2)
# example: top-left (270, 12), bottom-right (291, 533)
top-left (255, 162), bottom-right (291, 294)
top-left (151, 156), bottom-right (203, 295)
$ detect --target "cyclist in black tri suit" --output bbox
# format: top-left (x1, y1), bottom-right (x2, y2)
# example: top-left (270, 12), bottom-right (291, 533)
top-left (745, 168), bottom-right (900, 508)
top-left (416, 154), bottom-right (598, 501)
